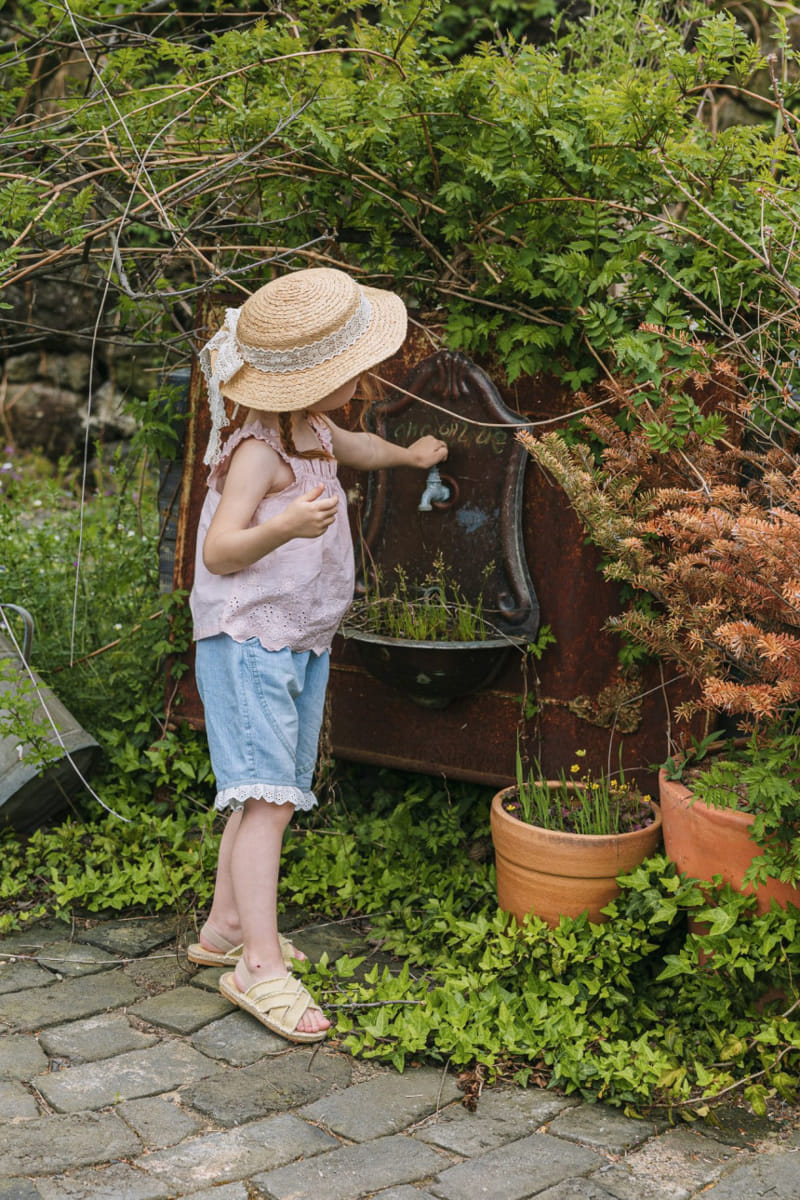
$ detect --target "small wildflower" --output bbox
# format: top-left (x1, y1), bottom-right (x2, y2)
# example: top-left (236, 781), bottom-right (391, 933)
top-left (570, 763), bottom-right (580, 774)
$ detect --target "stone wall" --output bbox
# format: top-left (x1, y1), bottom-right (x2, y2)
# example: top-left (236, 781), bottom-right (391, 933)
top-left (2, 275), bottom-right (163, 462)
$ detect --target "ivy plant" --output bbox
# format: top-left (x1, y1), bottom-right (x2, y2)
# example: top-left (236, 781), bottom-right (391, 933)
top-left (2, 764), bottom-right (798, 1118)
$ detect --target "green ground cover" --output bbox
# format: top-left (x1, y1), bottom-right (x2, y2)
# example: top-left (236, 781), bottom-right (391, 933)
top-left (2, 753), bottom-right (799, 1120)
top-left (1, 450), bottom-right (798, 1119)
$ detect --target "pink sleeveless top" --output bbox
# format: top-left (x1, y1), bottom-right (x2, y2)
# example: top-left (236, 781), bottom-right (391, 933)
top-left (190, 416), bottom-right (355, 654)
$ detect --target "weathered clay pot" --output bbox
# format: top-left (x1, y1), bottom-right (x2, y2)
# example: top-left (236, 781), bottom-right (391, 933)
top-left (490, 785), bottom-right (663, 928)
top-left (658, 769), bottom-right (800, 914)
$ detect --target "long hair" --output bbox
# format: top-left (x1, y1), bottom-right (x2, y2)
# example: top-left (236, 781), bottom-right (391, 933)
top-left (357, 372), bottom-right (385, 428)
top-left (278, 411), bottom-right (333, 461)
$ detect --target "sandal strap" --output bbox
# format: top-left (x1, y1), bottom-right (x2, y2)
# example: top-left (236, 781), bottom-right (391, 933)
top-left (244, 975), bottom-right (318, 1033)
top-left (201, 927), bottom-right (296, 963)
top-left (201, 924), bottom-right (239, 955)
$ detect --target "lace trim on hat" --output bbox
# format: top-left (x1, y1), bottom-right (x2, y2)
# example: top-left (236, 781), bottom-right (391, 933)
top-left (198, 297), bottom-right (371, 466)
top-left (239, 294), bottom-right (371, 373)
top-left (213, 783), bottom-right (317, 812)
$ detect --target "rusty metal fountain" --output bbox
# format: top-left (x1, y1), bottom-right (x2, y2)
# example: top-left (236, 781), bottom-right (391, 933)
top-left (341, 349), bottom-right (539, 708)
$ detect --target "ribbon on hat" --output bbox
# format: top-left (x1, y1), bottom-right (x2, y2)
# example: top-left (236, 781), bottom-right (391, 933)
top-left (198, 292), bottom-right (373, 465)
top-left (198, 307), bottom-right (244, 466)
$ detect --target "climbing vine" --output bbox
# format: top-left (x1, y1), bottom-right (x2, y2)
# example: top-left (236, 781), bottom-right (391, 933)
top-left (2, 1), bottom-right (799, 427)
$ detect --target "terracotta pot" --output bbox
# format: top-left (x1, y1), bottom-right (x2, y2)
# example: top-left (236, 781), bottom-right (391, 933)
top-left (658, 769), bottom-right (800, 915)
top-left (490, 785), bottom-right (663, 928)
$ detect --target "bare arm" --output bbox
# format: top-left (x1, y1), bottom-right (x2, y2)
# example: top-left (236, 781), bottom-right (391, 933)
top-left (202, 438), bottom-right (339, 575)
top-left (326, 419), bottom-right (448, 471)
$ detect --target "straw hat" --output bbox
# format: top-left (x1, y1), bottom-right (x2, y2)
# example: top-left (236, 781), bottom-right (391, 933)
top-left (198, 268), bottom-right (407, 464)
top-left (209, 268), bottom-right (406, 408)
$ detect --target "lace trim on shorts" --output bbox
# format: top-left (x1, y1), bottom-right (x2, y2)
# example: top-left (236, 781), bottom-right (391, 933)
top-left (214, 784), bottom-right (317, 812)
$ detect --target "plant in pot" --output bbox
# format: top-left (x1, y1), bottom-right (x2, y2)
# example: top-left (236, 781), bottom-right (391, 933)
top-left (491, 747), bottom-right (662, 927)
top-left (659, 724), bottom-right (800, 914)
top-left (519, 373), bottom-right (800, 911)
top-left (342, 553), bottom-right (521, 708)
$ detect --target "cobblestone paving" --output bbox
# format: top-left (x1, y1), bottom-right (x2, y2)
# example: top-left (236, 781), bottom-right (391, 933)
top-left (1, 916), bottom-right (798, 1199)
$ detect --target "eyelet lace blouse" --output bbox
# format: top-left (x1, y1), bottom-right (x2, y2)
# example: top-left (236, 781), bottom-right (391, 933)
top-left (190, 415), bottom-right (355, 655)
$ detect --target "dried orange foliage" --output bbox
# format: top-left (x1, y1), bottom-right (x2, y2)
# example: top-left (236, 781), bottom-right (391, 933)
top-left (521, 373), bottom-right (800, 723)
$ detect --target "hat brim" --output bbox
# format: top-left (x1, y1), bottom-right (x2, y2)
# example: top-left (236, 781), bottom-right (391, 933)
top-left (219, 286), bottom-right (407, 411)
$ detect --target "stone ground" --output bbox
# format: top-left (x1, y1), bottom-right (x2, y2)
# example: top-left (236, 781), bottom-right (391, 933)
top-left (1, 914), bottom-right (798, 1200)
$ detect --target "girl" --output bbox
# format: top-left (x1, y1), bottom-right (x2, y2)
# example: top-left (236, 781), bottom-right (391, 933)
top-left (186, 267), bottom-right (447, 1043)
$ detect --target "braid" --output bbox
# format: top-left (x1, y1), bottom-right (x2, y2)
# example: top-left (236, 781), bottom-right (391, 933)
top-left (278, 412), bottom-right (298, 457)
top-left (278, 411), bottom-right (333, 461)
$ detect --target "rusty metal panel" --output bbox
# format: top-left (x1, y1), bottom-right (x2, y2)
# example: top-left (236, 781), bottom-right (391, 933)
top-left (170, 307), bottom-right (685, 792)
top-left (329, 653), bottom-right (526, 787)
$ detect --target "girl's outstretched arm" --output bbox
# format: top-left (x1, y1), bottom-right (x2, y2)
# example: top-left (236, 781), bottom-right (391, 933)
top-left (203, 438), bottom-right (339, 575)
top-left (325, 419), bottom-right (447, 472)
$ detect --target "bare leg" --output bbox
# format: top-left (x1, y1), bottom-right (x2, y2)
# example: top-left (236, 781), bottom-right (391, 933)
top-left (200, 807), bottom-right (306, 964)
top-left (230, 798), bottom-right (329, 1036)
top-left (203, 809), bottom-right (243, 946)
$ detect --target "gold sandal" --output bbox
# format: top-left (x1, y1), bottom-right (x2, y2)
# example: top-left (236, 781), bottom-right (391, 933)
top-left (187, 925), bottom-right (301, 969)
top-left (219, 971), bottom-right (328, 1043)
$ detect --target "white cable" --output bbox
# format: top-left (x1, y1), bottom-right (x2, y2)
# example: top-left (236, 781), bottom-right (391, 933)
top-left (368, 373), bottom-right (613, 428)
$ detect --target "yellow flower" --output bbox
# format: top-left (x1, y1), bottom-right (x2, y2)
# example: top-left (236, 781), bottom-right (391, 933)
top-left (570, 763), bottom-right (580, 774)
top-left (576, 748), bottom-right (587, 757)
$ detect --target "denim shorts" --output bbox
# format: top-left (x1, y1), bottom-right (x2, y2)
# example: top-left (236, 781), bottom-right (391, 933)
top-left (194, 634), bottom-right (330, 814)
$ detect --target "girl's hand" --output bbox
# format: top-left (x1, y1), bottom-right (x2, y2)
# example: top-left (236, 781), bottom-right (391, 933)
top-left (406, 436), bottom-right (448, 469)
top-left (281, 484), bottom-right (339, 539)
